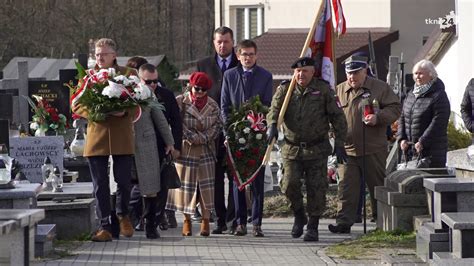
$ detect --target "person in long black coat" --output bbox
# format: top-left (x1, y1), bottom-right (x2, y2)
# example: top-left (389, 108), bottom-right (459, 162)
top-left (398, 59), bottom-right (450, 167)
top-left (460, 78), bottom-right (474, 133)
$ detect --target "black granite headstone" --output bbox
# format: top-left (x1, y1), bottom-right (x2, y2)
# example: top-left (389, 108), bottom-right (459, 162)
top-left (60, 69), bottom-right (79, 120)
top-left (0, 94), bottom-right (13, 121)
top-left (0, 119), bottom-right (9, 151)
top-left (78, 53), bottom-right (88, 69)
top-left (28, 80), bottom-right (70, 121)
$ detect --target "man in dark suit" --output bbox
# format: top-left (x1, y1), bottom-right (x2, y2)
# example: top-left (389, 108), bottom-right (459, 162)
top-left (197, 26), bottom-right (239, 234)
top-left (221, 39), bottom-right (273, 237)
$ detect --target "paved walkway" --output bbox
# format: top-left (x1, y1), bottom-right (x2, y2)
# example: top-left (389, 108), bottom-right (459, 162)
top-left (34, 217), bottom-right (379, 265)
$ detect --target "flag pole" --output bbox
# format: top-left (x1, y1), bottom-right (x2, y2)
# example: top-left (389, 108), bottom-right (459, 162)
top-left (262, 0), bottom-right (326, 164)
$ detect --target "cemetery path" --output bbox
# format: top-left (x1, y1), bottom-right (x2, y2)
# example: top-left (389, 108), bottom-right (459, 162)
top-left (34, 217), bottom-right (382, 265)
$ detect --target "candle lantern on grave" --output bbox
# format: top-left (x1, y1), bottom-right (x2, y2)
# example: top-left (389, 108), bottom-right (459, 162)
top-left (52, 167), bottom-right (63, 192)
top-left (0, 144), bottom-right (12, 184)
top-left (41, 157), bottom-right (54, 190)
top-left (70, 126), bottom-right (85, 157)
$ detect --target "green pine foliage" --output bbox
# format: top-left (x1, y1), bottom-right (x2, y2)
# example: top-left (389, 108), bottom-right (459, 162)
top-left (447, 121), bottom-right (471, 151)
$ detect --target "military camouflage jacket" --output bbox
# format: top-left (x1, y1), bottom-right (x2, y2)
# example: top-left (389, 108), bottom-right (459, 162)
top-left (267, 78), bottom-right (347, 160)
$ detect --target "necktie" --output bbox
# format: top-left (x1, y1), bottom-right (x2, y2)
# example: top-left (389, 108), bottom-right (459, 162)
top-left (243, 71), bottom-right (252, 85)
top-left (221, 58), bottom-right (227, 73)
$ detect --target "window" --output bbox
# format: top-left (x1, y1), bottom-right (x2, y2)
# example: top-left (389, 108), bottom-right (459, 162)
top-left (235, 7), bottom-right (264, 41)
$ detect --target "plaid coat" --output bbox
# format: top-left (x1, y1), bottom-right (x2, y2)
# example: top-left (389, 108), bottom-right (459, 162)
top-left (166, 93), bottom-right (222, 214)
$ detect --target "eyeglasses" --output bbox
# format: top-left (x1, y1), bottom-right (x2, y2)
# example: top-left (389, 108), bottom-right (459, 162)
top-left (95, 52), bottom-right (115, 58)
top-left (193, 86), bottom-right (207, 92)
top-left (144, 79), bottom-right (159, 85)
top-left (240, 53), bottom-right (256, 58)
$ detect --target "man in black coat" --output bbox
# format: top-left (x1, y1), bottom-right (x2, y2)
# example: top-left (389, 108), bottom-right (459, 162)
top-left (197, 26), bottom-right (239, 234)
top-left (460, 78), bottom-right (474, 133)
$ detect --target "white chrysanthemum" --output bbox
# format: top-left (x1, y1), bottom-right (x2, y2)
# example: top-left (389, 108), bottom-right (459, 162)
top-left (30, 122), bottom-right (39, 130)
top-left (256, 133), bottom-right (263, 140)
top-left (101, 81), bottom-right (124, 98)
top-left (129, 75), bottom-right (140, 84)
top-left (243, 127), bottom-right (251, 134)
top-left (134, 83), bottom-right (152, 100)
top-left (107, 68), bottom-right (116, 77)
top-left (238, 138), bottom-right (246, 144)
top-left (113, 75), bottom-right (128, 85)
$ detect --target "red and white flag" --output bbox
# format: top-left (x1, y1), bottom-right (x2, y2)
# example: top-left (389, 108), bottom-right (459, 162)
top-left (304, 0), bottom-right (346, 89)
top-left (332, 0), bottom-right (346, 36)
top-left (305, 0), bottom-right (335, 89)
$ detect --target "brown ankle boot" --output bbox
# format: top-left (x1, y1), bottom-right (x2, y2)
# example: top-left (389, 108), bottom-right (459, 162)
top-left (200, 218), bottom-right (210, 237)
top-left (182, 219), bottom-right (192, 236)
top-left (118, 215), bottom-right (134, 238)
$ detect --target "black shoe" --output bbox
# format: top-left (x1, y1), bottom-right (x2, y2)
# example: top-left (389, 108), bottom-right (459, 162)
top-left (191, 209), bottom-right (202, 222)
top-left (253, 225), bottom-right (264, 237)
top-left (145, 219), bottom-right (160, 239)
top-left (328, 223), bottom-right (351, 234)
top-left (228, 225), bottom-right (236, 235)
top-left (303, 229), bottom-right (319, 241)
top-left (135, 219), bottom-right (144, 231)
top-left (291, 212), bottom-right (308, 238)
top-left (209, 212), bottom-right (216, 223)
top-left (158, 213), bottom-right (169, 231)
top-left (212, 224), bottom-right (228, 234)
top-left (166, 211), bottom-right (178, 228)
top-left (234, 224), bottom-right (247, 236)
top-left (370, 218), bottom-right (376, 223)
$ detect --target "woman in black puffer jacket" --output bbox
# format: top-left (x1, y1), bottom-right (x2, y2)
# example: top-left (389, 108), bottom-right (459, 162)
top-left (398, 59), bottom-right (450, 167)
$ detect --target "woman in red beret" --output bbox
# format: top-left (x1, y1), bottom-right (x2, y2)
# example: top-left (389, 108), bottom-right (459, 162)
top-left (166, 72), bottom-right (222, 236)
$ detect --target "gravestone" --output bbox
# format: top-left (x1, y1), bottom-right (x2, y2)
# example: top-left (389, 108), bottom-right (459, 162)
top-left (28, 80), bottom-right (70, 121)
top-left (0, 61), bottom-right (29, 126)
top-left (9, 136), bottom-right (64, 183)
top-left (0, 94), bottom-right (13, 121)
top-left (0, 119), bottom-right (9, 151)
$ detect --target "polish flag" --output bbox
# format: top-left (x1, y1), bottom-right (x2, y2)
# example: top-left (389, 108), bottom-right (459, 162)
top-left (305, 0), bottom-right (335, 89)
top-left (332, 0), bottom-right (346, 36)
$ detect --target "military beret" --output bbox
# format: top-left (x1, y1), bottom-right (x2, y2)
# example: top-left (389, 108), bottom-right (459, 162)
top-left (189, 72), bottom-right (213, 90)
top-left (344, 55), bottom-right (368, 73)
top-left (291, 57), bottom-right (315, 69)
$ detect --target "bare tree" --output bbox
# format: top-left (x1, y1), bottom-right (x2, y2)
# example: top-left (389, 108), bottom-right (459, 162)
top-left (0, 0), bottom-right (215, 70)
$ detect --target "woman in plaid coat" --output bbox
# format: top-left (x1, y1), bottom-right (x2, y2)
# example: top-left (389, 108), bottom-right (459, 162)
top-left (166, 72), bottom-right (222, 236)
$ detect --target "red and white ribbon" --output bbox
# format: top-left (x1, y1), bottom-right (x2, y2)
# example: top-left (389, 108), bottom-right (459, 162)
top-left (246, 111), bottom-right (267, 132)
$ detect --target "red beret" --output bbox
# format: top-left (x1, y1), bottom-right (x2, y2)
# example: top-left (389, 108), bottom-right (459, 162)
top-left (189, 72), bottom-right (212, 90)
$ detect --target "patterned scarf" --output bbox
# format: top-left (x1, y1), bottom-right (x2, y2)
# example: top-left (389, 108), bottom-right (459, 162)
top-left (413, 78), bottom-right (436, 98)
top-left (190, 91), bottom-right (208, 111)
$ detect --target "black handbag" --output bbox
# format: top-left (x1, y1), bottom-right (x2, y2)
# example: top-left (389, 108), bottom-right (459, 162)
top-left (397, 150), bottom-right (431, 170)
top-left (161, 154), bottom-right (181, 189)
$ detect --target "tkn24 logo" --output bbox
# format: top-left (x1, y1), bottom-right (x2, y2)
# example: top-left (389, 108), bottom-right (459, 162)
top-left (440, 11), bottom-right (456, 32)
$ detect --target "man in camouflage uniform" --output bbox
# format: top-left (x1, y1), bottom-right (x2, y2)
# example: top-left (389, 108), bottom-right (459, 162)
top-left (267, 57), bottom-right (347, 241)
top-left (328, 55), bottom-right (401, 234)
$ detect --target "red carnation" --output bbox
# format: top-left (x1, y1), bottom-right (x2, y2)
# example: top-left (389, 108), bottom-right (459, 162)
top-left (247, 159), bottom-right (256, 167)
top-left (235, 150), bottom-right (243, 159)
top-left (46, 107), bottom-right (57, 115)
top-left (251, 147), bottom-right (260, 155)
top-left (120, 91), bottom-right (129, 99)
top-left (51, 113), bottom-right (60, 122)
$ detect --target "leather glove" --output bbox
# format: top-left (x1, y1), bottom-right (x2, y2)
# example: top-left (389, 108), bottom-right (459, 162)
top-left (333, 146), bottom-right (347, 164)
top-left (266, 123), bottom-right (278, 144)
